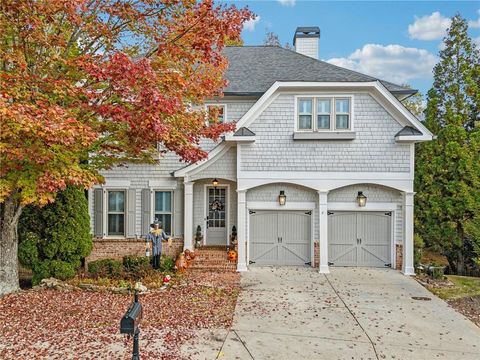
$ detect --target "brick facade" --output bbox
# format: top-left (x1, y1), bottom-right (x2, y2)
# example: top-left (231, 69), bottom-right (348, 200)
top-left (85, 237), bottom-right (184, 265)
top-left (314, 242), bottom-right (319, 268)
top-left (396, 244), bottom-right (403, 271)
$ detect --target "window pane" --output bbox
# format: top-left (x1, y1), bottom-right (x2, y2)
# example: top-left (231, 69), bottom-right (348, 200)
top-left (155, 191), bottom-right (172, 212)
top-left (317, 115), bottom-right (330, 129)
top-left (108, 191), bottom-right (125, 212)
top-left (335, 99), bottom-right (349, 113)
top-left (317, 99), bottom-right (331, 114)
top-left (298, 99), bottom-right (312, 114)
top-left (336, 115), bottom-right (349, 129)
top-left (154, 214), bottom-right (171, 234)
top-left (108, 214), bottom-right (124, 235)
top-left (299, 115), bottom-right (312, 129)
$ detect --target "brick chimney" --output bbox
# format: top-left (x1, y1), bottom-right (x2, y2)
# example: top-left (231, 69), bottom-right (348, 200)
top-left (293, 26), bottom-right (320, 59)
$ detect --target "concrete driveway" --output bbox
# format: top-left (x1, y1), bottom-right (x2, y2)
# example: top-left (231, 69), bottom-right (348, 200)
top-left (219, 267), bottom-right (480, 360)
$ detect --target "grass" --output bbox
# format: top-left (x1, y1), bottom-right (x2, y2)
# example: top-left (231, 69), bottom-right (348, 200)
top-left (428, 275), bottom-right (480, 300)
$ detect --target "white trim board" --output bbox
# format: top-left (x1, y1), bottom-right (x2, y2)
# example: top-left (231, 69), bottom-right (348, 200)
top-left (238, 178), bottom-right (414, 193)
top-left (246, 201), bottom-right (316, 210)
top-left (328, 202), bottom-right (397, 211)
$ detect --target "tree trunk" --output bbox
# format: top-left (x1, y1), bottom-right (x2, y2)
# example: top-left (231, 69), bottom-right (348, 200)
top-left (0, 195), bottom-right (23, 296)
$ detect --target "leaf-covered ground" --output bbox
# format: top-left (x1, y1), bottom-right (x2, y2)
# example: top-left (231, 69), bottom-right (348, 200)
top-left (0, 271), bottom-right (240, 359)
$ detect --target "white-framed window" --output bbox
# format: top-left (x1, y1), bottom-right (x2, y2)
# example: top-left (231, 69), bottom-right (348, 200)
top-left (206, 104), bottom-right (226, 124)
top-left (335, 98), bottom-right (350, 129)
top-left (296, 96), bottom-right (352, 131)
top-left (298, 99), bottom-right (313, 130)
top-left (154, 190), bottom-right (173, 235)
top-left (107, 190), bottom-right (125, 236)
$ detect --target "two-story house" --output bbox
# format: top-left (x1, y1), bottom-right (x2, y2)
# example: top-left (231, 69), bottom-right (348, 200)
top-left (88, 27), bottom-right (432, 275)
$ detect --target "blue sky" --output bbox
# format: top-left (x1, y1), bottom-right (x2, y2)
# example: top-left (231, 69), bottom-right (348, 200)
top-left (220, 1), bottom-right (480, 95)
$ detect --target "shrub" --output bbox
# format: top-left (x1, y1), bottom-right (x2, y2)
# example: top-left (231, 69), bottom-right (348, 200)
top-left (160, 256), bottom-right (175, 272)
top-left (88, 259), bottom-right (123, 278)
top-left (123, 256), bottom-right (150, 279)
top-left (414, 234), bottom-right (425, 269)
top-left (18, 186), bottom-right (92, 284)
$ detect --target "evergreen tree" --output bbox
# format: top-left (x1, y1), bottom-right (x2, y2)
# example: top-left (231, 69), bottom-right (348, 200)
top-left (18, 186), bottom-right (92, 284)
top-left (415, 14), bottom-right (480, 274)
top-left (401, 85), bottom-right (425, 119)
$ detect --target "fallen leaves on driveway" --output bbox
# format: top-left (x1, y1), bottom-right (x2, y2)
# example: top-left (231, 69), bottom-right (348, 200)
top-left (0, 271), bottom-right (240, 359)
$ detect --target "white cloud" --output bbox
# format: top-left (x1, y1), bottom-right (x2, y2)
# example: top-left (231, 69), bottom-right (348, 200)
top-left (408, 11), bottom-right (451, 40)
top-left (326, 44), bottom-right (437, 84)
top-left (243, 16), bottom-right (261, 32)
top-left (277, 0), bottom-right (296, 7)
top-left (468, 9), bottom-right (480, 28)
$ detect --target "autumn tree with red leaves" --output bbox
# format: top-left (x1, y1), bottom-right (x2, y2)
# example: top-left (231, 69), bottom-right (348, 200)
top-left (0, 0), bottom-right (251, 295)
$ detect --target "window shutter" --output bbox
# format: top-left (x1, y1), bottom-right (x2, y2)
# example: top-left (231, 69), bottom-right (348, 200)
top-left (126, 189), bottom-right (136, 238)
top-left (141, 189), bottom-right (151, 236)
top-left (94, 189), bottom-right (104, 237)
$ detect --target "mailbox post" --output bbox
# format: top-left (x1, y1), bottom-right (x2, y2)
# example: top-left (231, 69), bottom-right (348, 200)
top-left (120, 291), bottom-right (143, 360)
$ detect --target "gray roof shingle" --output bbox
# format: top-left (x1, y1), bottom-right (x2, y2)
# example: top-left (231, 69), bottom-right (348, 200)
top-left (222, 46), bottom-right (415, 96)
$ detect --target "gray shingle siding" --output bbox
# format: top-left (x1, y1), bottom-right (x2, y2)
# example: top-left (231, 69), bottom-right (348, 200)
top-left (191, 147), bottom-right (237, 182)
top-left (240, 93), bottom-right (410, 172)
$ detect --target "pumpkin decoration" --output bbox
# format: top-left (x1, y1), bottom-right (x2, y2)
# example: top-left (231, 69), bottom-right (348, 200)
top-left (175, 253), bottom-right (188, 273)
top-left (228, 250), bottom-right (237, 262)
top-left (185, 250), bottom-right (195, 267)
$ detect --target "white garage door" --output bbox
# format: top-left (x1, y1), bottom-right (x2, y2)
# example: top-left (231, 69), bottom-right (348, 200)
top-left (328, 211), bottom-right (392, 267)
top-left (249, 210), bottom-right (312, 266)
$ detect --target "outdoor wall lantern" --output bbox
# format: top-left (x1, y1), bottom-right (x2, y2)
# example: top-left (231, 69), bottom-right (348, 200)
top-left (212, 178), bottom-right (219, 188)
top-left (357, 191), bottom-right (367, 207)
top-left (278, 190), bottom-right (287, 206)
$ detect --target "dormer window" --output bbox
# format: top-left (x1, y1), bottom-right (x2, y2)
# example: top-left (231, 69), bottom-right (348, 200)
top-left (206, 104), bottom-right (226, 123)
top-left (296, 96), bottom-right (352, 132)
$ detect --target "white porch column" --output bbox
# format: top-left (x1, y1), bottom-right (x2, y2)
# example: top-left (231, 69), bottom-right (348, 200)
top-left (237, 189), bottom-right (248, 272)
top-left (183, 181), bottom-right (194, 251)
top-left (402, 192), bottom-right (415, 275)
top-left (318, 191), bottom-right (330, 274)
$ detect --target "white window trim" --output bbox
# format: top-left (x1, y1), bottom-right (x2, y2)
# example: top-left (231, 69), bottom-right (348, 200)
top-left (151, 189), bottom-right (175, 236)
top-left (294, 95), bottom-right (354, 132)
top-left (104, 189), bottom-right (127, 238)
top-left (205, 103), bottom-right (227, 124)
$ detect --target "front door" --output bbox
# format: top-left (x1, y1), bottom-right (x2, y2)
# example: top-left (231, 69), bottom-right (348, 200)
top-left (206, 187), bottom-right (227, 245)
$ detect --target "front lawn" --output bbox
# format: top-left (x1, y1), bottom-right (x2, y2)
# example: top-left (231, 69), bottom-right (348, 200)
top-left (428, 275), bottom-right (480, 300)
top-left (0, 271), bottom-right (240, 360)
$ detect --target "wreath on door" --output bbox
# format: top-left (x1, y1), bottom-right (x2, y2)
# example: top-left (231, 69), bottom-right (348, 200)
top-left (210, 199), bottom-right (224, 212)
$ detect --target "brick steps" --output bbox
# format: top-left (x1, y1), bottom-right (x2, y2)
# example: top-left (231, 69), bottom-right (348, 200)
top-left (188, 247), bottom-right (237, 272)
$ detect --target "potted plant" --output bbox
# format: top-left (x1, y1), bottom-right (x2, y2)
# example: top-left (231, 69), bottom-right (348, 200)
top-left (195, 225), bottom-right (203, 248)
top-left (230, 225), bottom-right (238, 251)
